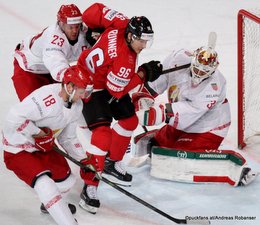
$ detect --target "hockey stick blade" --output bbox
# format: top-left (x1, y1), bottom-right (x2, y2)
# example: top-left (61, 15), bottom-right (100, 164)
top-left (127, 154), bottom-right (150, 167)
top-left (52, 146), bottom-right (210, 224)
top-left (160, 63), bottom-right (191, 75)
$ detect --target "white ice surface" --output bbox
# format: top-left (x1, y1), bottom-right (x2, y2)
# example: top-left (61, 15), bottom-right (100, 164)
top-left (1, 1), bottom-right (260, 225)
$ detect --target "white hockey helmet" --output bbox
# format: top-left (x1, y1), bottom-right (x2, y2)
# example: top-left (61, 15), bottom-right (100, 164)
top-left (191, 46), bottom-right (219, 85)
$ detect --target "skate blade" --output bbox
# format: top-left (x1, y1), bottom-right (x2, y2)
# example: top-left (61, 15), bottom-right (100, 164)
top-left (79, 199), bottom-right (98, 214)
top-left (102, 173), bottom-right (132, 187)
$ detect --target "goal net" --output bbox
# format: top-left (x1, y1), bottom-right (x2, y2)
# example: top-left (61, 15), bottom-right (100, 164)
top-left (238, 9), bottom-right (260, 149)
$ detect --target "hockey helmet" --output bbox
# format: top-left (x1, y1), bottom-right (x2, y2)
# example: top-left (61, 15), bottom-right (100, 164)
top-left (57, 4), bottom-right (82, 24)
top-left (63, 65), bottom-right (89, 88)
top-left (63, 65), bottom-right (93, 101)
top-left (126, 16), bottom-right (154, 42)
top-left (191, 46), bottom-right (219, 85)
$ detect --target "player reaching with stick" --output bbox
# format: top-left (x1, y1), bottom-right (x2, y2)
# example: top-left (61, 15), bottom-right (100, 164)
top-left (76, 3), bottom-right (162, 214)
top-left (2, 65), bottom-right (100, 225)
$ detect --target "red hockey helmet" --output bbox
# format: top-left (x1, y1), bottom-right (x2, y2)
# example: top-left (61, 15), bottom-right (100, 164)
top-left (63, 65), bottom-right (89, 89)
top-left (57, 4), bottom-right (82, 24)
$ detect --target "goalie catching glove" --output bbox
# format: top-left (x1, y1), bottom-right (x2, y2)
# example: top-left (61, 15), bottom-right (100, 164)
top-left (138, 60), bottom-right (163, 82)
top-left (132, 92), bottom-right (155, 111)
top-left (132, 93), bottom-right (176, 126)
top-left (80, 153), bottom-right (102, 185)
top-left (33, 127), bottom-right (55, 152)
top-left (132, 92), bottom-right (165, 126)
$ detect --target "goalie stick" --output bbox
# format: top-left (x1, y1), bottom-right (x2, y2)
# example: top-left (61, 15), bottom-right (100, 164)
top-left (207, 31), bottom-right (217, 50)
top-left (159, 63), bottom-right (191, 75)
top-left (159, 32), bottom-right (217, 76)
top-left (52, 145), bottom-right (210, 224)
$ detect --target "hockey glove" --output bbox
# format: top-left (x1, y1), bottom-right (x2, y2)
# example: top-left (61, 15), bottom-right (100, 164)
top-left (33, 127), bottom-right (55, 152)
top-left (165, 103), bottom-right (174, 123)
top-left (136, 104), bottom-right (165, 126)
top-left (85, 27), bottom-right (105, 46)
top-left (138, 60), bottom-right (163, 82)
top-left (80, 153), bottom-right (102, 184)
top-left (132, 92), bottom-right (155, 111)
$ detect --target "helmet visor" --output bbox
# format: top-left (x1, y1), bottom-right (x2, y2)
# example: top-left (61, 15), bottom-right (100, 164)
top-left (132, 33), bottom-right (154, 48)
top-left (140, 32), bottom-right (154, 41)
top-left (73, 84), bottom-right (93, 100)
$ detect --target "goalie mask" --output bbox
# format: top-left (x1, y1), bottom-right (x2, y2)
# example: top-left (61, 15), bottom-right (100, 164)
top-left (191, 46), bottom-right (219, 85)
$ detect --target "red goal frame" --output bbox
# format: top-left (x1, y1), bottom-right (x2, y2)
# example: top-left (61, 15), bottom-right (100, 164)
top-left (237, 9), bottom-right (260, 149)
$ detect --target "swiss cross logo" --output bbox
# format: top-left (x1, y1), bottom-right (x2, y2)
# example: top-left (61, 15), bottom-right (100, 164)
top-left (211, 83), bottom-right (218, 91)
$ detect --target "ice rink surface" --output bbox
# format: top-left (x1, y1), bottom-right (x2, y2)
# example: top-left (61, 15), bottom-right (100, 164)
top-left (0, 1), bottom-right (260, 224)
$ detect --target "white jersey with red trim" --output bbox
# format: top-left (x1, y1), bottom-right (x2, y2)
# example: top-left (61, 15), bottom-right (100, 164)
top-left (14, 24), bottom-right (91, 82)
top-left (149, 48), bottom-right (231, 137)
top-left (2, 83), bottom-right (85, 160)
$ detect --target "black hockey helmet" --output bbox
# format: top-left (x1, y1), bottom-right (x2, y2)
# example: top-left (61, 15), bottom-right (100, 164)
top-left (125, 16), bottom-right (154, 41)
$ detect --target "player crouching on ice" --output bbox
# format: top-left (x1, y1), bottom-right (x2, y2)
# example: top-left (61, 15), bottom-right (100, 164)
top-left (2, 65), bottom-right (100, 225)
top-left (132, 33), bottom-right (258, 187)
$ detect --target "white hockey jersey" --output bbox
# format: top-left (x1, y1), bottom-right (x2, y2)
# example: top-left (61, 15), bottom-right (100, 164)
top-left (2, 84), bottom-right (86, 161)
top-left (149, 49), bottom-right (231, 137)
top-left (14, 23), bottom-right (91, 82)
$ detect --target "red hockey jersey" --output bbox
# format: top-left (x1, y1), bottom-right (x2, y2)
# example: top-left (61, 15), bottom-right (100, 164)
top-left (78, 3), bottom-right (143, 99)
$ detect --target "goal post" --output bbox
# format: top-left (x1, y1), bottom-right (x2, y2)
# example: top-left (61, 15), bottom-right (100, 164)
top-left (237, 9), bottom-right (260, 149)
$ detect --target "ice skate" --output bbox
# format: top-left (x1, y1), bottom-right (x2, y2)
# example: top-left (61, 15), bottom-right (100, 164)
top-left (102, 158), bottom-right (132, 186)
top-left (79, 184), bottom-right (100, 214)
top-left (40, 202), bottom-right (76, 214)
top-left (238, 167), bottom-right (259, 186)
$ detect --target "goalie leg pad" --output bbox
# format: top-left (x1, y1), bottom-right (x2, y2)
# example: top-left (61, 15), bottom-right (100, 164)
top-left (133, 129), bottom-right (158, 157)
top-left (126, 129), bottom-right (158, 167)
top-left (150, 146), bottom-right (249, 186)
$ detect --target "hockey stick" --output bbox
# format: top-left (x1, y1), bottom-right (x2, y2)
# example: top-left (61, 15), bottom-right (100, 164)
top-left (52, 145), bottom-right (210, 224)
top-left (159, 32), bottom-right (217, 76)
top-left (160, 63), bottom-right (191, 75)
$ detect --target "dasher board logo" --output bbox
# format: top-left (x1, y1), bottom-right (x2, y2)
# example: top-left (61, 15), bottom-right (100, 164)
top-left (177, 151), bottom-right (187, 158)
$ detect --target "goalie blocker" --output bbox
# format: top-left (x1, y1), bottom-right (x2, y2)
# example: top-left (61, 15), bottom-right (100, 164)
top-left (132, 131), bottom-right (258, 186)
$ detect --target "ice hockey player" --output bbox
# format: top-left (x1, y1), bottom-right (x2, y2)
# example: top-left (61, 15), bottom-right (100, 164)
top-left (2, 65), bottom-right (100, 225)
top-left (77, 3), bottom-right (162, 213)
top-left (12, 4), bottom-right (92, 101)
top-left (133, 36), bottom-right (258, 187)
